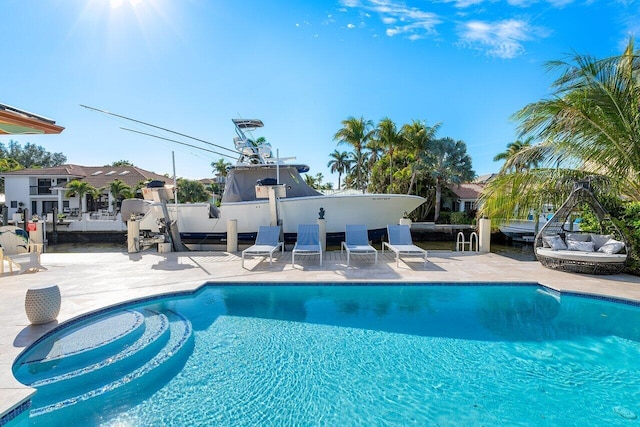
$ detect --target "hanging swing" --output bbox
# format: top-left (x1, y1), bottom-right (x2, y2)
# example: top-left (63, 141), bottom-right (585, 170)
top-left (534, 181), bottom-right (628, 275)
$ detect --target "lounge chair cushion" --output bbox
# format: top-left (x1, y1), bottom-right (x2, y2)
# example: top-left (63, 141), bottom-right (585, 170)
top-left (543, 235), bottom-right (567, 251)
top-left (566, 240), bottom-right (595, 252)
top-left (598, 238), bottom-right (625, 254)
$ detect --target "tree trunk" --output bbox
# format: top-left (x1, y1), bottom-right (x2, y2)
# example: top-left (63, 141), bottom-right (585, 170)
top-left (434, 181), bottom-right (442, 222)
top-left (407, 170), bottom-right (416, 195)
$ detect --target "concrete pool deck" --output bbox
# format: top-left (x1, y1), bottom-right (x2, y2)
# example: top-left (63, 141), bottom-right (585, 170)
top-left (2, 248), bottom-right (640, 421)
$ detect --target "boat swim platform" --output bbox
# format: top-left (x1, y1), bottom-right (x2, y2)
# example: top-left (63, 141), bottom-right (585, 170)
top-left (2, 249), bottom-right (640, 421)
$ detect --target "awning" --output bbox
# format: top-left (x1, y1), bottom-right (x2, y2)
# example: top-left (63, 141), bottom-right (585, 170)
top-left (0, 103), bottom-right (64, 135)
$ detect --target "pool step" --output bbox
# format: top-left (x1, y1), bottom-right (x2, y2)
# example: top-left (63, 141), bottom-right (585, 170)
top-left (26, 310), bottom-right (171, 407)
top-left (19, 309), bottom-right (193, 419)
top-left (16, 310), bottom-right (147, 383)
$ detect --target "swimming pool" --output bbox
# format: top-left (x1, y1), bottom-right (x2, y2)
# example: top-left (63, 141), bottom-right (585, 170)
top-left (10, 283), bottom-right (640, 425)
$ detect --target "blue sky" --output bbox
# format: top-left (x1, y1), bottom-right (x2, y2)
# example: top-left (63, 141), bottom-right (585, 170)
top-left (2, 0), bottom-right (637, 186)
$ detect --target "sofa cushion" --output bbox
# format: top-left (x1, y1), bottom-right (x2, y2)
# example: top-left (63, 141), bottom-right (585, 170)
top-left (567, 240), bottom-right (595, 252)
top-left (536, 247), bottom-right (627, 263)
top-left (590, 234), bottom-right (612, 251)
top-left (598, 238), bottom-right (625, 254)
top-left (566, 232), bottom-right (591, 242)
top-left (542, 234), bottom-right (567, 251)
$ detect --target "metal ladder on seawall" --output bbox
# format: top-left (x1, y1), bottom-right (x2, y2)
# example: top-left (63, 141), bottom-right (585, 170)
top-left (456, 231), bottom-right (478, 252)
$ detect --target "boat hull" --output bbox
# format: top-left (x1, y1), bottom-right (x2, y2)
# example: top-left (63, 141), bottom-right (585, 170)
top-left (139, 194), bottom-right (425, 243)
top-left (499, 219), bottom-right (580, 242)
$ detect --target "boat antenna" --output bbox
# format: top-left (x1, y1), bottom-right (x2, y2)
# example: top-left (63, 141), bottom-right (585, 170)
top-left (121, 127), bottom-right (236, 160)
top-left (81, 104), bottom-right (238, 155)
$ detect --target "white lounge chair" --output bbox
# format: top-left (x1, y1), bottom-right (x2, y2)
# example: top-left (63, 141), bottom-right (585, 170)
top-left (241, 225), bottom-right (283, 269)
top-left (341, 224), bottom-right (377, 266)
top-left (0, 225), bottom-right (45, 274)
top-left (292, 224), bottom-right (322, 266)
top-left (382, 224), bottom-right (428, 267)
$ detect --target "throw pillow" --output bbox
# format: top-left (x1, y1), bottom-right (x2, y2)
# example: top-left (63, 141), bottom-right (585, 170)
top-left (542, 235), bottom-right (567, 251)
top-left (590, 234), bottom-right (612, 251)
top-left (566, 233), bottom-right (590, 242)
top-left (567, 240), bottom-right (595, 252)
top-left (598, 239), bottom-right (625, 254)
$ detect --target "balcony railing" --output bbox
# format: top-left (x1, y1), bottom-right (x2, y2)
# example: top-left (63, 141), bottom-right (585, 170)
top-left (29, 186), bottom-right (53, 195)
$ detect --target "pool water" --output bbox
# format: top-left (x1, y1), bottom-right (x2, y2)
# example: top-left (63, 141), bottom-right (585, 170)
top-left (11, 284), bottom-right (640, 425)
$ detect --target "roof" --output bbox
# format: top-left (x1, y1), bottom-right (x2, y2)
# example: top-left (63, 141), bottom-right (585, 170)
top-left (0, 103), bottom-right (64, 135)
top-left (449, 183), bottom-right (485, 200)
top-left (1, 164), bottom-right (169, 188)
top-left (474, 173), bottom-right (496, 184)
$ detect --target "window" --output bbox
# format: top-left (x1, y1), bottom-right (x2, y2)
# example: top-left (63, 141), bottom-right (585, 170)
top-left (37, 178), bottom-right (53, 195)
top-left (10, 201), bottom-right (17, 208)
top-left (91, 171), bottom-right (103, 176)
top-left (464, 201), bottom-right (474, 212)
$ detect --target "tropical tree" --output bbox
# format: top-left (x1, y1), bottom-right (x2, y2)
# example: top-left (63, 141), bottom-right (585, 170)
top-left (177, 178), bottom-right (209, 203)
top-left (108, 179), bottom-right (134, 212)
top-left (211, 158), bottom-right (231, 178)
top-left (480, 37), bottom-right (640, 221)
top-left (65, 180), bottom-right (99, 213)
top-left (333, 116), bottom-right (375, 193)
top-left (365, 136), bottom-right (384, 171)
top-left (109, 160), bottom-right (134, 167)
top-left (376, 117), bottom-right (402, 191)
top-left (400, 119), bottom-right (441, 195)
top-left (493, 137), bottom-right (541, 173)
top-left (423, 137), bottom-right (475, 222)
top-left (327, 150), bottom-right (352, 190)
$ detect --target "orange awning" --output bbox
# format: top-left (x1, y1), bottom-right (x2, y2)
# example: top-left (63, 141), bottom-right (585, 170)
top-left (0, 104), bottom-right (64, 135)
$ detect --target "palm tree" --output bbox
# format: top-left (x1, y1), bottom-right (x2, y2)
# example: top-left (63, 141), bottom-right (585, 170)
top-left (211, 158), bottom-right (232, 194)
top-left (480, 37), bottom-right (640, 222)
top-left (493, 137), bottom-right (540, 173)
top-left (177, 179), bottom-right (210, 203)
top-left (211, 158), bottom-right (231, 177)
top-left (423, 137), bottom-right (475, 222)
top-left (400, 119), bottom-right (441, 195)
top-left (108, 179), bottom-right (134, 212)
top-left (333, 116), bottom-right (375, 193)
top-left (376, 117), bottom-right (401, 191)
top-left (65, 180), bottom-right (98, 213)
top-left (327, 150), bottom-right (352, 190)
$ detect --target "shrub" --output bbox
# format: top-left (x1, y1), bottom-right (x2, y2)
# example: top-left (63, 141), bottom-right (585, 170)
top-left (450, 211), bottom-right (471, 225)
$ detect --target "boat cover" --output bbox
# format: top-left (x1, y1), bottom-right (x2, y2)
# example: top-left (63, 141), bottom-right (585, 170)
top-left (222, 165), bottom-right (322, 203)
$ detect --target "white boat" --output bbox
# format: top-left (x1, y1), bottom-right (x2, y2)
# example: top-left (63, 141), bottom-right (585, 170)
top-left (123, 119), bottom-right (425, 245)
top-left (499, 210), bottom-right (580, 242)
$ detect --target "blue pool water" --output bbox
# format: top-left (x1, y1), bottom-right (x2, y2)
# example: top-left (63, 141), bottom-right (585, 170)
top-left (10, 284), bottom-right (640, 426)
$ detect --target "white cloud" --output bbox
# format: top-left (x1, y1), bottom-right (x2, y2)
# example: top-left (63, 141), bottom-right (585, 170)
top-left (347, 23), bottom-right (356, 29)
top-left (341, 0), bottom-right (441, 39)
top-left (458, 19), bottom-right (538, 58)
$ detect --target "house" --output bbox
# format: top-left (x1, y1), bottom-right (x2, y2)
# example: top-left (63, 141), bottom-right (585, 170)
top-left (1, 164), bottom-right (169, 218)
top-left (443, 174), bottom-right (496, 214)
